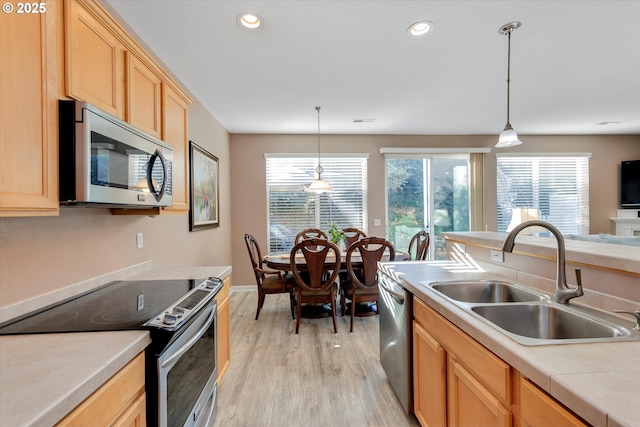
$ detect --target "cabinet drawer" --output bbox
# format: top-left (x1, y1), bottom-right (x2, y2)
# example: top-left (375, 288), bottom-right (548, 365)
top-left (56, 352), bottom-right (145, 427)
top-left (520, 377), bottom-right (587, 427)
top-left (413, 298), bottom-right (512, 404)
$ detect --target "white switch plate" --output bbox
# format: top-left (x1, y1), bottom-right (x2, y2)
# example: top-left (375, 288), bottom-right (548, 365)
top-left (490, 249), bottom-right (504, 262)
top-left (373, 219), bottom-right (381, 226)
top-left (136, 232), bottom-right (144, 249)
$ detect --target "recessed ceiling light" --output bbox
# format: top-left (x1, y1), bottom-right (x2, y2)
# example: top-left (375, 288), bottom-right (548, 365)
top-left (407, 21), bottom-right (433, 38)
top-left (237, 13), bottom-right (261, 29)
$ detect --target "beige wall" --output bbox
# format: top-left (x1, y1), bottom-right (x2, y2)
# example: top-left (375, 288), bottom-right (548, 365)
top-left (230, 133), bottom-right (640, 287)
top-left (0, 101), bottom-right (231, 308)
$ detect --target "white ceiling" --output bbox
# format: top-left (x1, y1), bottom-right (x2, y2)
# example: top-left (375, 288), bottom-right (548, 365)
top-left (104, 0), bottom-right (640, 136)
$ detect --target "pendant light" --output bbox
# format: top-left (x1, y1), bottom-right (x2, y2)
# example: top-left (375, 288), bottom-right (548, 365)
top-left (306, 106), bottom-right (333, 193)
top-left (495, 22), bottom-right (523, 148)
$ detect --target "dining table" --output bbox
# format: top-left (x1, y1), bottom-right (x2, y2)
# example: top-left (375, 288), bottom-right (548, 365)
top-left (263, 249), bottom-right (410, 318)
top-left (263, 250), bottom-right (409, 271)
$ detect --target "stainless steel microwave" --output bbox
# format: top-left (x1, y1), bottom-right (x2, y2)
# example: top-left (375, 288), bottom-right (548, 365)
top-left (59, 100), bottom-right (173, 208)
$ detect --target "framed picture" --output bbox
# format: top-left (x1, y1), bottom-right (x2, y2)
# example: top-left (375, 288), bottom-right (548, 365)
top-left (189, 141), bottom-right (219, 231)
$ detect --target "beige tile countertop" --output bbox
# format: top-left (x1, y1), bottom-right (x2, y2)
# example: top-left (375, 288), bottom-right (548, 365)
top-left (379, 260), bottom-right (640, 427)
top-left (0, 330), bottom-right (150, 427)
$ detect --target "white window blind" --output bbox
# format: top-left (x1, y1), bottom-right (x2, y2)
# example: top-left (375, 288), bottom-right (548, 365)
top-left (496, 154), bottom-right (590, 234)
top-left (266, 155), bottom-right (367, 252)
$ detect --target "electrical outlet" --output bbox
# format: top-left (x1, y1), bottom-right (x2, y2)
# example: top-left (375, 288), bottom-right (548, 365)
top-left (373, 218), bottom-right (381, 226)
top-left (136, 232), bottom-right (143, 249)
top-left (490, 249), bottom-right (504, 262)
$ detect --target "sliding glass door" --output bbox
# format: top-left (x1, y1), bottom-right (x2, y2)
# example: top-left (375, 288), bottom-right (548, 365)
top-left (386, 155), bottom-right (470, 260)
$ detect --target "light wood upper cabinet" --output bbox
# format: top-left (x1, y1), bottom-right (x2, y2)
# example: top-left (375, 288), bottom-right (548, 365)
top-left (65, 0), bottom-right (125, 119)
top-left (127, 52), bottom-right (162, 138)
top-left (65, 0), bottom-right (192, 216)
top-left (2, 0), bottom-right (191, 217)
top-left (0, 0), bottom-right (59, 217)
top-left (161, 83), bottom-right (190, 213)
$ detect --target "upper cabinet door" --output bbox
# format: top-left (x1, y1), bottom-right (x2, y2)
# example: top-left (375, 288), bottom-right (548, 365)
top-left (65, 0), bottom-right (125, 119)
top-left (126, 52), bottom-right (162, 138)
top-left (161, 83), bottom-right (190, 213)
top-left (0, 0), bottom-right (59, 217)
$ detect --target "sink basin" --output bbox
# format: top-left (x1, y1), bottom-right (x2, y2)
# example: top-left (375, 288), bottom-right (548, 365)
top-left (430, 280), bottom-right (548, 303)
top-left (471, 303), bottom-right (632, 342)
top-left (425, 280), bottom-right (639, 345)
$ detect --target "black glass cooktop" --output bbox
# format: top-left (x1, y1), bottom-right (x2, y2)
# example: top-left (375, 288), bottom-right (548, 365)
top-left (0, 279), bottom-right (198, 335)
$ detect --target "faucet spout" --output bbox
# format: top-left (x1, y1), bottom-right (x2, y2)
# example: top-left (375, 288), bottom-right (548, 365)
top-left (502, 220), bottom-right (583, 304)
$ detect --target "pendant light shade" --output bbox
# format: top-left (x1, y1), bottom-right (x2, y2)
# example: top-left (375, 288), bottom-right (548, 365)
top-left (498, 123), bottom-right (522, 148)
top-left (495, 22), bottom-right (522, 148)
top-left (306, 106), bottom-right (333, 194)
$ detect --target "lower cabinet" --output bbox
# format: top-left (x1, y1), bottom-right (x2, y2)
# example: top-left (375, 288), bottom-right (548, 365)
top-left (56, 352), bottom-right (146, 427)
top-left (216, 276), bottom-right (232, 383)
top-left (447, 358), bottom-right (511, 427)
top-left (413, 321), bottom-right (446, 427)
top-left (413, 297), bottom-right (586, 427)
top-left (520, 377), bottom-right (588, 427)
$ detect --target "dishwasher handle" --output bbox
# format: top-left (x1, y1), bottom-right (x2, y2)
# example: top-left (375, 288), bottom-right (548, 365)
top-left (379, 276), bottom-right (406, 304)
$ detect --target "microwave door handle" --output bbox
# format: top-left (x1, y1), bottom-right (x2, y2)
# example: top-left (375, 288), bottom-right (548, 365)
top-left (147, 149), bottom-right (168, 202)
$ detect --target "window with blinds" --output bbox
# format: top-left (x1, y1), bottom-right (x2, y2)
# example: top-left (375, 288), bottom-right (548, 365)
top-left (496, 154), bottom-right (590, 234)
top-left (266, 155), bottom-right (368, 252)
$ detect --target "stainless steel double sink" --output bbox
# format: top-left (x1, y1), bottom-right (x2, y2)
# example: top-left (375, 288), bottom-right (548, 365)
top-left (425, 280), bottom-right (639, 345)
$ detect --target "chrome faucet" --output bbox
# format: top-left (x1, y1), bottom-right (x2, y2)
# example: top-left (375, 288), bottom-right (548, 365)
top-left (502, 220), bottom-right (584, 304)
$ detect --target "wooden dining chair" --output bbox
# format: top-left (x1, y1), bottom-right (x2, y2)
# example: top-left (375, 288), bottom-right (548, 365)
top-left (341, 237), bottom-right (395, 332)
top-left (342, 227), bottom-right (367, 249)
top-left (408, 230), bottom-right (430, 260)
top-left (244, 234), bottom-right (296, 320)
top-left (294, 228), bottom-right (328, 244)
top-left (289, 238), bottom-right (341, 334)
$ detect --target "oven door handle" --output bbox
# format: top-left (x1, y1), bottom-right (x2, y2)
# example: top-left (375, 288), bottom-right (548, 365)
top-left (161, 306), bottom-right (215, 369)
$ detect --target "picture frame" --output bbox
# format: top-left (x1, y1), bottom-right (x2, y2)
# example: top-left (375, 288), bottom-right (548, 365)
top-left (189, 141), bottom-right (219, 231)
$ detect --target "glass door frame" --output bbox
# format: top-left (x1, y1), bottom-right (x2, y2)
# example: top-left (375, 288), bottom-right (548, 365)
top-left (384, 153), bottom-right (472, 260)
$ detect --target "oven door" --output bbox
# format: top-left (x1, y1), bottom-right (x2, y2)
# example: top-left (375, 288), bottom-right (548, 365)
top-left (157, 298), bottom-right (217, 427)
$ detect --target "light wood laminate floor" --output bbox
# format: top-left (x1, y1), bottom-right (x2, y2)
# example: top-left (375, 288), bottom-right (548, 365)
top-left (214, 290), bottom-right (419, 427)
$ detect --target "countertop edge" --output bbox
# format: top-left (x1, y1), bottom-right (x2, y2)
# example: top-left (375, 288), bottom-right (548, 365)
top-left (0, 330), bottom-right (151, 427)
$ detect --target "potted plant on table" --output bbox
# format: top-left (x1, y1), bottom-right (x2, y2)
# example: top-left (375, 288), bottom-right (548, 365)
top-left (328, 222), bottom-right (344, 250)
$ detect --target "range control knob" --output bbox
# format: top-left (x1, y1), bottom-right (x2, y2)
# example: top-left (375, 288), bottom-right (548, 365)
top-left (163, 312), bottom-right (178, 325)
top-left (205, 277), bottom-right (222, 289)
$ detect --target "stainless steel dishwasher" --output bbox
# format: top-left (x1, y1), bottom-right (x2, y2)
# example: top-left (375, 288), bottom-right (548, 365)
top-left (378, 270), bottom-right (413, 415)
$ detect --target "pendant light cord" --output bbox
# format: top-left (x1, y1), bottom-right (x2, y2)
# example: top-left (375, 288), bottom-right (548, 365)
top-left (316, 107), bottom-right (321, 163)
top-left (506, 29), bottom-right (512, 126)
top-left (314, 106), bottom-right (324, 177)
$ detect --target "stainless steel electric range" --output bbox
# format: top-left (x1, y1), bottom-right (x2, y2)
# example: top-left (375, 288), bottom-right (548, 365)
top-left (0, 277), bottom-right (224, 427)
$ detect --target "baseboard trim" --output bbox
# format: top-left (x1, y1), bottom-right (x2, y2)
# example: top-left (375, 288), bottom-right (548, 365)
top-left (230, 285), bottom-right (256, 294)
